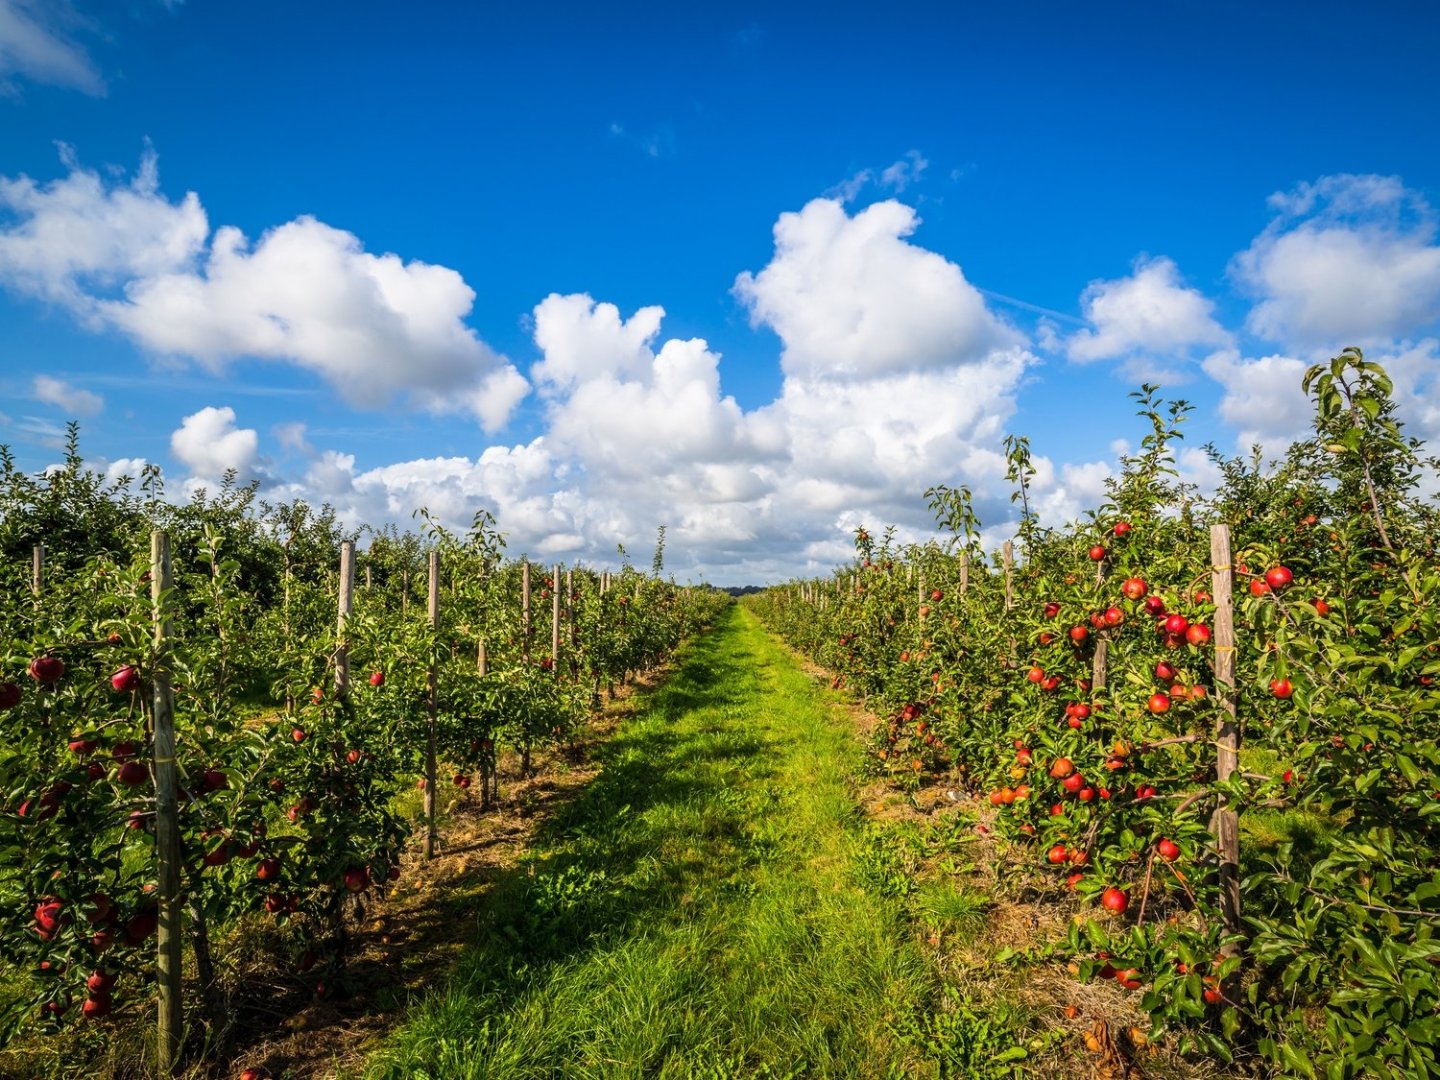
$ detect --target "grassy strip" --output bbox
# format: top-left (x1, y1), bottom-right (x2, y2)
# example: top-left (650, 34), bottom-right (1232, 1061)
top-left (361, 604), bottom-right (1013, 1079)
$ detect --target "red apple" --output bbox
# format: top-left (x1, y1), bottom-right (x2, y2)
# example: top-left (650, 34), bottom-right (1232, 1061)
top-left (1113, 521), bottom-right (1132, 538)
top-left (1157, 838), bottom-right (1180, 860)
top-left (256, 858), bottom-right (280, 882)
top-left (1046, 844), bottom-right (1068, 865)
top-left (1089, 544), bottom-right (1107, 562)
top-left (1270, 678), bottom-right (1293, 699)
top-left (110, 665), bottom-right (139, 693)
top-left (369, 670), bottom-right (384, 687)
top-left (0, 682), bottom-right (20, 710)
top-left (117, 760), bottom-right (148, 786)
top-left (1121, 577), bottom-right (1147, 601)
top-left (1265, 566), bottom-right (1293, 590)
top-left (1148, 692), bottom-right (1171, 714)
top-left (81, 993), bottom-right (111, 1019)
top-left (342, 867), bottom-right (369, 893)
top-left (1249, 578), bottom-right (1271, 597)
top-left (1100, 887), bottom-right (1128, 914)
top-left (28, 656), bottom-right (65, 684)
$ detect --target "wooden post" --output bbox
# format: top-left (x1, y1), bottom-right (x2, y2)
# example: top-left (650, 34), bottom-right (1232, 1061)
top-left (336, 542), bottom-right (354, 696)
top-left (151, 531), bottom-right (183, 1075)
top-left (551, 563), bottom-right (562, 665)
top-left (960, 551), bottom-right (970, 596)
top-left (401, 568), bottom-right (409, 617)
top-left (917, 568), bottom-right (926, 612)
top-left (424, 551), bottom-right (440, 859)
top-left (521, 561), bottom-right (532, 661)
top-left (1092, 638), bottom-right (1108, 692)
top-left (600, 570), bottom-right (608, 596)
top-left (365, 563), bottom-right (373, 590)
top-left (1002, 541), bottom-right (1014, 610)
top-left (31, 544), bottom-right (43, 595)
top-left (1210, 524), bottom-right (1242, 949)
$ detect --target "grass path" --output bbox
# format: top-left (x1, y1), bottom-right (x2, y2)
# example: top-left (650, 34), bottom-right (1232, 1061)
top-left (362, 604), bottom-right (941, 1079)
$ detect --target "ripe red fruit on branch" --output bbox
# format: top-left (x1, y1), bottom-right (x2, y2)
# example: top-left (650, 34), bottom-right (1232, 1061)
top-left (1121, 577), bottom-right (1147, 601)
top-left (0, 682), bottom-right (19, 710)
top-left (931, 589), bottom-right (943, 602)
top-left (1163, 613), bottom-right (1189, 636)
top-left (1043, 602), bottom-right (1060, 618)
top-left (1062, 772), bottom-right (1086, 794)
top-left (110, 665), bottom-right (139, 693)
top-left (81, 993), bottom-right (111, 1019)
top-left (1047, 844), bottom-right (1068, 865)
top-left (369, 671), bottom-right (384, 687)
top-left (1270, 678), bottom-right (1293, 699)
top-left (1049, 757), bottom-right (1076, 779)
top-left (1265, 566), bottom-right (1293, 590)
top-left (1100, 887), bottom-right (1128, 914)
top-left (117, 761), bottom-right (148, 786)
top-left (1027, 666), bottom-right (1045, 684)
top-left (1069, 626), bottom-right (1088, 644)
top-left (1157, 838), bottom-right (1180, 860)
top-left (28, 656), bottom-right (65, 684)
top-left (1113, 521), bottom-right (1131, 538)
top-left (1103, 607), bottom-right (1124, 627)
top-left (1155, 661), bottom-right (1177, 682)
top-left (1148, 693), bottom-right (1171, 714)
top-left (256, 858), bottom-right (280, 881)
top-left (1114, 968), bottom-right (1142, 990)
top-left (292, 729), bottom-right (306, 743)
top-left (86, 970), bottom-right (116, 994)
top-left (1143, 595), bottom-right (1166, 617)
top-left (343, 867), bottom-right (370, 893)
top-left (1186, 623), bottom-right (1211, 647)
top-left (1089, 545), bottom-right (1107, 562)
top-left (1249, 578), bottom-right (1271, 597)
top-left (454, 773), bottom-right (471, 788)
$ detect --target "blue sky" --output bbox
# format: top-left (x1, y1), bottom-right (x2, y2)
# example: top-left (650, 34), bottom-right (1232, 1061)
top-left (1, 1), bottom-right (1438, 582)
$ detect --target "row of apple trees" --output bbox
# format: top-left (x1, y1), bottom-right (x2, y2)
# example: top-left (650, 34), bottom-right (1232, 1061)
top-left (0, 431), bottom-right (728, 1066)
top-left (747, 349), bottom-right (1440, 1079)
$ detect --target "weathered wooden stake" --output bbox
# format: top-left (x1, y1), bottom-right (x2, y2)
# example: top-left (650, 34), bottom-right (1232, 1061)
top-left (151, 531), bottom-right (183, 1075)
top-left (336, 542), bottom-right (354, 696)
top-left (1002, 541), bottom-right (1015, 610)
top-left (424, 551), bottom-right (440, 859)
top-left (551, 563), bottom-right (562, 665)
top-left (1210, 524), bottom-right (1242, 948)
top-left (31, 544), bottom-right (43, 595)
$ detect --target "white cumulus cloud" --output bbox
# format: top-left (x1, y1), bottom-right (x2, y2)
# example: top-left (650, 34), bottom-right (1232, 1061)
top-left (32, 374), bottom-right (102, 416)
top-left (0, 150), bottom-right (528, 431)
top-left (170, 406), bottom-right (259, 483)
top-left (1234, 174), bottom-right (1440, 350)
top-left (1066, 256), bottom-right (1231, 374)
top-left (734, 197), bottom-right (1021, 381)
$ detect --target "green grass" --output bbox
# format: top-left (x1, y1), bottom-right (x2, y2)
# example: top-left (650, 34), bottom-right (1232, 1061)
top-left (360, 605), bottom-right (965, 1079)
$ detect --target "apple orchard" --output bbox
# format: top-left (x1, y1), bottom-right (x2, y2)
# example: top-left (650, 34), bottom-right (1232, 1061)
top-left (749, 349), bottom-right (1440, 1078)
top-left (1, 346), bottom-right (1438, 1079)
